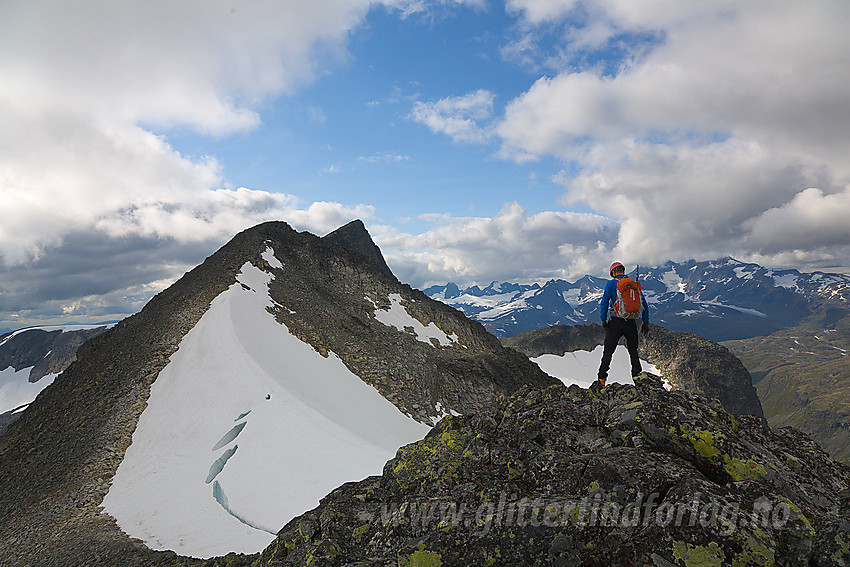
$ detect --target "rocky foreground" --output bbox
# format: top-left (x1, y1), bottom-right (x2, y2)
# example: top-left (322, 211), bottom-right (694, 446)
top-left (257, 374), bottom-right (850, 567)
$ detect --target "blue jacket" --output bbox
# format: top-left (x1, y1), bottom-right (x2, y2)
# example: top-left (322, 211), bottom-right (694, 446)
top-left (600, 275), bottom-right (649, 324)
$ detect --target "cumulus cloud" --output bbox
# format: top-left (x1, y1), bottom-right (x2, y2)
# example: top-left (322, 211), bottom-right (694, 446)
top-left (494, 1), bottom-right (850, 270)
top-left (411, 89), bottom-right (496, 143)
top-left (745, 187), bottom-right (850, 254)
top-left (376, 202), bottom-right (617, 286)
top-left (557, 138), bottom-right (836, 266)
top-left (0, 195), bottom-right (374, 328)
top-left (0, 0), bottom-right (385, 327)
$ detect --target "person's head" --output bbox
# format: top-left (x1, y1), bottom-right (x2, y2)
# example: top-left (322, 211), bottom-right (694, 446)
top-left (609, 262), bottom-right (625, 277)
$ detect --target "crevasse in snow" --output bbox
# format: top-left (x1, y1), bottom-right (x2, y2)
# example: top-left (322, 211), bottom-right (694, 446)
top-left (102, 250), bottom-right (430, 558)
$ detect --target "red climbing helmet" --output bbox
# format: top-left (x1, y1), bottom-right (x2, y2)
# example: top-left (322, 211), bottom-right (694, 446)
top-left (609, 262), bottom-right (625, 277)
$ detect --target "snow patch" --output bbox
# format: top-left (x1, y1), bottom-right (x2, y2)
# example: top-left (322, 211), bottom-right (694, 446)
top-left (103, 262), bottom-right (430, 558)
top-left (371, 294), bottom-right (458, 347)
top-left (660, 270), bottom-right (686, 294)
top-left (0, 367), bottom-right (58, 415)
top-left (261, 245), bottom-right (283, 269)
top-left (701, 299), bottom-right (767, 317)
top-left (772, 273), bottom-right (799, 289)
top-left (734, 267), bottom-right (754, 280)
top-left (431, 402), bottom-right (462, 425)
top-left (532, 346), bottom-right (664, 390)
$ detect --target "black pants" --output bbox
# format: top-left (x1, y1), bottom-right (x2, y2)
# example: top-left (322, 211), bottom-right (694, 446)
top-left (598, 317), bottom-right (642, 380)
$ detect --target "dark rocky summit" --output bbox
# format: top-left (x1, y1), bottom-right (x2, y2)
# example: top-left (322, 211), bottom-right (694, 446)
top-left (259, 376), bottom-right (850, 567)
top-left (322, 218), bottom-right (394, 279)
top-left (0, 220), bottom-right (554, 566)
top-left (504, 323), bottom-right (764, 419)
top-left (501, 323), bottom-right (606, 357)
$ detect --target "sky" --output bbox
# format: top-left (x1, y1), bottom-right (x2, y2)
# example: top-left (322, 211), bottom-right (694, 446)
top-left (2, 0), bottom-right (850, 330)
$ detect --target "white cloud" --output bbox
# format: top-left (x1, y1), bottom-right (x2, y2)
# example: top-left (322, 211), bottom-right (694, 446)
top-left (0, 0), bottom-right (383, 268)
top-left (389, 0), bottom-right (487, 17)
top-left (554, 137), bottom-right (839, 267)
top-left (506, 0), bottom-right (580, 25)
top-left (0, 1), bottom-right (376, 134)
top-left (357, 153), bottom-right (410, 163)
top-left (411, 89), bottom-right (496, 143)
top-left (376, 202), bottom-right (617, 285)
top-left (494, 1), bottom-right (850, 270)
top-left (745, 187), bottom-right (850, 254)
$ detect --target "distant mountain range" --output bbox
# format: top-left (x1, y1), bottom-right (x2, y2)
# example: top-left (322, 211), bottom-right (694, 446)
top-left (424, 258), bottom-right (850, 341)
top-left (0, 324), bottom-right (110, 436)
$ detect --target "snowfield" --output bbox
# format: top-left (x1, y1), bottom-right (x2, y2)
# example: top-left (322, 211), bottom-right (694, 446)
top-left (370, 293), bottom-right (459, 346)
top-left (102, 253), bottom-right (430, 558)
top-left (533, 346), bottom-right (664, 390)
top-left (0, 367), bottom-right (57, 415)
top-left (1, 324), bottom-right (110, 415)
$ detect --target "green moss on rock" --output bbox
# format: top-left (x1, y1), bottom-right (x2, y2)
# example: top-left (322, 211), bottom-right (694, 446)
top-left (672, 541), bottom-right (725, 567)
top-left (398, 545), bottom-right (442, 567)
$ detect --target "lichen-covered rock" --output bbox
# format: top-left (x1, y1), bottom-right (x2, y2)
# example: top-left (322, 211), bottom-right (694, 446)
top-left (259, 376), bottom-right (849, 566)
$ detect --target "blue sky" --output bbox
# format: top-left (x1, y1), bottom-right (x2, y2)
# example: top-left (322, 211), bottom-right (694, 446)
top-left (164, 4), bottom-right (563, 224)
top-left (2, 1), bottom-right (850, 329)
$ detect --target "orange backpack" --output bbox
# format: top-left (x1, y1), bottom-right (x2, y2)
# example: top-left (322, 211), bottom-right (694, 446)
top-left (613, 277), bottom-right (643, 319)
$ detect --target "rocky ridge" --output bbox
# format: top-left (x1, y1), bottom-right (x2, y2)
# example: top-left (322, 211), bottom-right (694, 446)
top-left (0, 220), bottom-right (554, 566)
top-left (503, 323), bottom-right (764, 418)
top-left (259, 375), bottom-right (850, 566)
top-left (263, 220), bottom-right (556, 424)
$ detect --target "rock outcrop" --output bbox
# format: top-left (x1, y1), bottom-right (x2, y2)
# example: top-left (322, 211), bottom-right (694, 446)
top-left (260, 376), bottom-right (850, 566)
top-left (502, 323), bottom-right (605, 357)
top-left (504, 323), bottom-right (764, 418)
top-left (322, 219), bottom-right (394, 279)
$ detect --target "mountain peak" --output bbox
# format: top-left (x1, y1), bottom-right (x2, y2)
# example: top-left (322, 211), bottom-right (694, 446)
top-left (0, 220), bottom-right (556, 562)
top-left (322, 219), bottom-right (393, 278)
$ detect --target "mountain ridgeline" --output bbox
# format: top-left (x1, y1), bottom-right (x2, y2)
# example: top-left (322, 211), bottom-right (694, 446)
top-left (0, 325), bottom-right (110, 436)
top-left (0, 220), bottom-right (554, 565)
top-left (425, 259), bottom-right (850, 341)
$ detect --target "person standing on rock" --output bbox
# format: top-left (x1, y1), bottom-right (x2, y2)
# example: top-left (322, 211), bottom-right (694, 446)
top-left (597, 262), bottom-right (650, 386)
